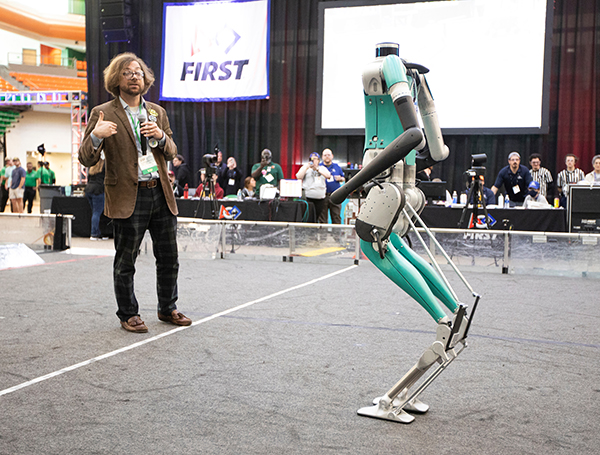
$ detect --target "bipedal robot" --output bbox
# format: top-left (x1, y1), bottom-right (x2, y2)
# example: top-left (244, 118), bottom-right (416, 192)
top-left (331, 43), bottom-right (480, 424)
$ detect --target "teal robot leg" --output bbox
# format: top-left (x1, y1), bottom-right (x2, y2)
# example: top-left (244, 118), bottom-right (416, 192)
top-left (331, 42), bottom-right (479, 424)
top-left (355, 185), bottom-right (476, 424)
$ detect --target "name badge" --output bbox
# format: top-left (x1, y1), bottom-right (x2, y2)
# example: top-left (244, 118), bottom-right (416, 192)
top-left (139, 154), bottom-right (158, 175)
top-left (265, 173), bottom-right (274, 182)
top-left (512, 184), bottom-right (521, 194)
top-left (327, 175), bottom-right (334, 182)
top-left (228, 178), bottom-right (235, 186)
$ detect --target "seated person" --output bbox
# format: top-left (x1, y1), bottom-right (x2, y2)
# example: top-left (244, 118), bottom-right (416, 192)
top-left (464, 175), bottom-right (496, 206)
top-left (241, 176), bottom-right (256, 199)
top-left (195, 169), bottom-right (224, 199)
top-left (168, 170), bottom-right (184, 197)
top-left (222, 157), bottom-right (243, 196)
top-left (523, 181), bottom-right (550, 209)
top-left (416, 166), bottom-right (433, 182)
top-left (583, 155), bottom-right (600, 184)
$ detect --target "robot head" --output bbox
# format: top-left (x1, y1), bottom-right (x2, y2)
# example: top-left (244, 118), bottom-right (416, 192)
top-left (376, 42), bottom-right (399, 58)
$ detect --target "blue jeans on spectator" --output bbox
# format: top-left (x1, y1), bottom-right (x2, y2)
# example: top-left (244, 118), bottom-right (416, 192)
top-left (86, 192), bottom-right (105, 238)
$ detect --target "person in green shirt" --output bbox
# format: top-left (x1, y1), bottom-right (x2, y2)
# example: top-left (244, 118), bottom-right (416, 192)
top-left (251, 148), bottom-right (284, 197)
top-left (37, 161), bottom-right (56, 185)
top-left (23, 161), bottom-right (39, 213)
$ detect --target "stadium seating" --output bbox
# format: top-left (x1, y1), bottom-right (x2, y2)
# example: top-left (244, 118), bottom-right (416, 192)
top-left (9, 72), bottom-right (87, 92)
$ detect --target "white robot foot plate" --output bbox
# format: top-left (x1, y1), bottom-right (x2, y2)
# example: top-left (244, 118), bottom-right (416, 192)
top-left (357, 402), bottom-right (415, 424)
top-left (371, 395), bottom-right (429, 414)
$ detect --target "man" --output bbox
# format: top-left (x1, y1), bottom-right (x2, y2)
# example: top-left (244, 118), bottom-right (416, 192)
top-left (528, 153), bottom-right (553, 198)
top-left (0, 158), bottom-right (13, 212)
top-left (491, 151), bottom-right (532, 204)
top-left (23, 161), bottom-right (38, 213)
top-left (523, 181), bottom-right (550, 209)
top-left (464, 175), bottom-right (496, 206)
top-left (251, 148), bottom-right (284, 196)
top-left (557, 154), bottom-right (586, 207)
top-left (215, 150), bottom-right (227, 188)
top-left (79, 52), bottom-right (191, 333)
top-left (172, 154), bottom-right (191, 188)
top-left (583, 155), bottom-right (600, 184)
top-left (9, 157), bottom-right (26, 213)
top-left (320, 148), bottom-right (345, 223)
top-left (222, 157), bottom-right (243, 196)
top-left (37, 161), bottom-right (55, 186)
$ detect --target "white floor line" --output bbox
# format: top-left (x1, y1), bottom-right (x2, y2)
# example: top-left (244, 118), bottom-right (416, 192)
top-left (0, 264), bottom-right (357, 398)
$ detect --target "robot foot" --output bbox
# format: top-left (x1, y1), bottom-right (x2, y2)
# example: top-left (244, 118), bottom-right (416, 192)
top-left (358, 399), bottom-right (415, 424)
top-left (372, 391), bottom-right (429, 414)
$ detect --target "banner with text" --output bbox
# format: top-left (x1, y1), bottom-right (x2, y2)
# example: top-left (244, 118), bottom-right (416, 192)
top-left (161, 0), bottom-right (270, 102)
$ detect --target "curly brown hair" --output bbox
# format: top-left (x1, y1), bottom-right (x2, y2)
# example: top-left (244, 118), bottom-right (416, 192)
top-left (103, 52), bottom-right (155, 98)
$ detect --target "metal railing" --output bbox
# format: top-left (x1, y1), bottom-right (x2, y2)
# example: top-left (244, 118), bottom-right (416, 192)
top-left (7, 52), bottom-right (77, 69)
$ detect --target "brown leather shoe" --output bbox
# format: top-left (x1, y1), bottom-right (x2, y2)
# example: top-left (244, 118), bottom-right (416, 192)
top-left (158, 310), bottom-right (192, 326)
top-left (120, 315), bottom-right (148, 333)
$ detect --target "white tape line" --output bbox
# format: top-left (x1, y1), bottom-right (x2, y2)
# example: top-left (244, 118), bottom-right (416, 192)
top-left (0, 265), bottom-right (357, 398)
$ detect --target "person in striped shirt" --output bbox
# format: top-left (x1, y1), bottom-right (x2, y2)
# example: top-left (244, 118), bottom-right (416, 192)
top-left (557, 154), bottom-right (586, 207)
top-left (528, 154), bottom-right (553, 198)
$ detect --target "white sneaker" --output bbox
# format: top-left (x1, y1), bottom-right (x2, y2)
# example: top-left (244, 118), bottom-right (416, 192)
top-left (90, 236), bottom-right (100, 241)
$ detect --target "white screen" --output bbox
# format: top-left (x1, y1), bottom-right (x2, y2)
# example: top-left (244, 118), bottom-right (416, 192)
top-left (319, 0), bottom-right (550, 134)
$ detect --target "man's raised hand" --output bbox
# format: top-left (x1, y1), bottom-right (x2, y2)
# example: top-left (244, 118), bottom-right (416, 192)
top-left (92, 111), bottom-right (117, 139)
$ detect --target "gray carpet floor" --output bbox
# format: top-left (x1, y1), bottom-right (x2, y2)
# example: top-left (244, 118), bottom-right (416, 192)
top-left (0, 250), bottom-right (598, 454)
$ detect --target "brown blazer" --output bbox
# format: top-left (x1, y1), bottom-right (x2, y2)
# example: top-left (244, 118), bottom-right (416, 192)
top-left (79, 98), bottom-right (178, 219)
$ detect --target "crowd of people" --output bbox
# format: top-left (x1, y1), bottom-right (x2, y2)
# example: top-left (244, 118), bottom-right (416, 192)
top-left (0, 158), bottom-right (56, 214)
top-left (164, 146), bottom-right (348, 224)
top-left (484, 151), bottom-right (600, 208)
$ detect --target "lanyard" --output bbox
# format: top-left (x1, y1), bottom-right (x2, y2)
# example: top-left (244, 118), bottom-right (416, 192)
top-left (126, 109), bottom-right (143, 149)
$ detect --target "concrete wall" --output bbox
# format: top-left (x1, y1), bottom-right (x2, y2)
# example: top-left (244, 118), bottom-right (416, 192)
top-left (5, 109), bottom-right (73, 185)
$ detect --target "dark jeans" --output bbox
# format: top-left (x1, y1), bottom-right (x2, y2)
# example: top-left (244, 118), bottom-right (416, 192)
top-left (307, 197), bottom-right (327, 223)
top-left (112, 184), bottom-right (179, 322)
top-left (24, 186), bottom-right (36, 213)
top-left (322, 194), bottom-right (342, 224)
top-left (86, 192), bottom-right (105, 238)
top-left (0, 185), bottom-right (8, 212)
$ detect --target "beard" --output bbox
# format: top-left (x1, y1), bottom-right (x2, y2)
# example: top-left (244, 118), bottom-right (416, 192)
top-left (120, 82), bottom-right (143, 97)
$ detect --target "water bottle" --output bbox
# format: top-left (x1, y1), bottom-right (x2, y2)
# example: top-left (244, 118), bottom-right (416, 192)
top-left (452, 191), bottom-right (457, 204)
top-left (504, 194), bottom-right (510, 208)
top-left (183, 184), bottom-right (189, 199)
top-left (237, 189), bottom-right (243, 201)
top-left (497, 194), bottom-right (504, 207)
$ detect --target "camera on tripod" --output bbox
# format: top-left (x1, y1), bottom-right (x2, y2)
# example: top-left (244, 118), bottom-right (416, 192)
top-left (458, 153), bottom-right (491, 229)
top-left (202, 145), bottom-right (221, 175)
top-left (465, 153), bottom-right (487, 178)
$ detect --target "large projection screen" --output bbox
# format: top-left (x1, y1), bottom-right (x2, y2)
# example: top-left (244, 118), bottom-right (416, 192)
top-left (317, 0), bottom-right (553, 135)
top-left (161, 0), bottom-right (270, 102)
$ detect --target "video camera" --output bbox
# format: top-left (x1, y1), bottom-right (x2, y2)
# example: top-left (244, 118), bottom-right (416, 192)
top-left (465, 153), bottom-right (486, 178)
top-left (202, 145), bottom-right (221, 175)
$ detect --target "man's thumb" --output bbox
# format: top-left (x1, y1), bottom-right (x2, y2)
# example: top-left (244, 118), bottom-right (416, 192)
top-left (98, 111), bottom-right (104, 122)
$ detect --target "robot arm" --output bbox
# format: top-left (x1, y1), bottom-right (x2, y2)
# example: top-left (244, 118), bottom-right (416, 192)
top-left (416, 74), bottom-right (448, 162)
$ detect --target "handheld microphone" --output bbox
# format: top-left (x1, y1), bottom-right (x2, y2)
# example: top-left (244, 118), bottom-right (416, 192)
top-left (137, 112), bottom-right (147, 154)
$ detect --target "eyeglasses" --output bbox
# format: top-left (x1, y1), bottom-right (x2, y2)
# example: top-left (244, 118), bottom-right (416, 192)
top-left (122, 70), bottom-right (144, 80)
